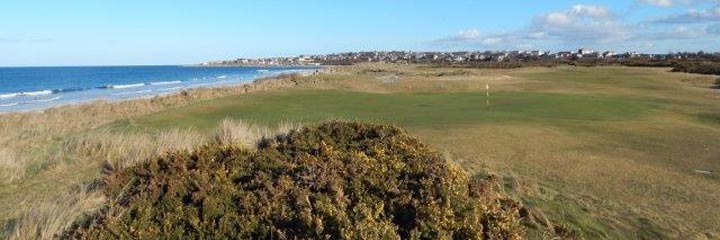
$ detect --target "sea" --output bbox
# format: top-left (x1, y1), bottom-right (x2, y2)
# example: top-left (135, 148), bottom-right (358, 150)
top-left (0, 65), bottom-right (317, 113)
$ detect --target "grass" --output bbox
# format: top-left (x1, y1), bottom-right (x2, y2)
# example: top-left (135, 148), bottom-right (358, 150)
top-left (697, 112), bottom-right (720, 127)
top-left (112, 65), bottom-right (720, 239)
top-left (1, 119), bottom-right (290, 239)
top-left (2, 63), bottom-right (720, 239)
top-left (118, 90), bottom-right (656, 132)
top-left (0, 74), bottom-right (305, 239)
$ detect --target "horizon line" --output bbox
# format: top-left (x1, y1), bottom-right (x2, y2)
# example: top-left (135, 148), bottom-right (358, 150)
top-left (3, 49), bottom-right (718, 68)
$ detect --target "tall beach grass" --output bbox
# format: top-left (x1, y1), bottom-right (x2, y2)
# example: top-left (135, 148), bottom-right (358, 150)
top-left (0, 72), bottom-right (315, 239)
top-left (5, 118), bottom-right (301, 239)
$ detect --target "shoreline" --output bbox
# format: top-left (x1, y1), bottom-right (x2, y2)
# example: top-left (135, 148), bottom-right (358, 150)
top-left (0, 68), bottom-right (320, 115)
top-left (187, 64), bottom-right (323, 68)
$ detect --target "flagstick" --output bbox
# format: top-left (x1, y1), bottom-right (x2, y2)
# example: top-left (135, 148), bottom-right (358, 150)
top-left (486, 82), bottom-right (490, 105)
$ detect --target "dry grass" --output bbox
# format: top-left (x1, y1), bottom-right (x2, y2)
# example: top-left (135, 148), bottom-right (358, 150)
top-left (0, 73), bottom-right (312, 239)
top-left (0, 73), bottom-right (306, 184)
top-left (213, 119), bottom-right (304, 148)
top-left (0, 149), bottom-right (26, 184)
top-left (213, 119), bottom-right (271, 148)
top-left (4, 129), bottom-right (203, 239)
top-left (8, 184), bottom-right (105, 240)
top-left (276, 120), bottom-right (304, 136)
top-left (59, 129), bottom-right (204, 170)
top-left (2, 118), bottom-right (302, 239)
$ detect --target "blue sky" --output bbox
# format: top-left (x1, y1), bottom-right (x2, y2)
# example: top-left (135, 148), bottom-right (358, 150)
top-left (1, 0), bottom-right (719, 66)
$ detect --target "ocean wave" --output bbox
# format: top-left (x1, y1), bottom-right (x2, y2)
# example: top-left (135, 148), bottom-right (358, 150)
top-left (52, 87), bottom-right (89, 94)
top-left (22, 90), bottom-right (53, 96)
top-left (0, 93), bottom-right (19, 99)
top-left (216, 75), bottom-right (228, 79)
top-left (0, 90), bottom-right (55, 99)
top-left (0, 87), bottom-right (92, 99)
top-left (158, 86), bottom-right (183, 92)
top-left (0, 102), bottom-right (18, 107)
top-left (149, 80), bottom-right (182, 86)
top-left (257, 69), bottom-right (269, 73)
top-left (22, 96), bottom-right (61, 104)
top-left (112, 89), bottom-right (152, 96)
top-left (106, 83), bottom-right (147, 89)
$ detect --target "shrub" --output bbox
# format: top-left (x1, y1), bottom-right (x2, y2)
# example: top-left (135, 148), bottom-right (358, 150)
top-left (671, 61), bottom-right (720, 75)
top-left (65, 121), bottom-right (525, 239)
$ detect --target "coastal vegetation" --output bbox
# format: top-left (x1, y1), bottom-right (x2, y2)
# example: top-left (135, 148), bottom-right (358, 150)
top-left (1, 63), bottom-right (720, 239)
top-left (64, 121), bottom-right (525, 239)
top-left (671, 61), bottom-right (720, 76)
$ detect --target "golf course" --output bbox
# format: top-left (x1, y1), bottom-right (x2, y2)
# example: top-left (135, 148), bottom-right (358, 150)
top-left (2, 64), bottom-right (719, 239)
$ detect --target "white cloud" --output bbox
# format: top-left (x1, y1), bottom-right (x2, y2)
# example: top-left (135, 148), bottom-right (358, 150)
top-left (641, 25), bottom-right (710, 39)
top-left (639, 0), bottom-right (675, 7)
top-left (482, 38), bottom-right (503, 45)
top-left (638, 0), bottom-right (720, 7)
top-left (536, 5), bottom-right (613, 27)
top-left (432, 4), bottom-right (718, 51)
top-left (457, 29), bottom-right (481, 40)
top-left (531, 4), bottom-right (627, 44)
top-left (570, 5), bottom-right (612, 18)
top-left (651, 4), bottom-right (720, 23)
top-left (707, 23), bottom-right (720, 33)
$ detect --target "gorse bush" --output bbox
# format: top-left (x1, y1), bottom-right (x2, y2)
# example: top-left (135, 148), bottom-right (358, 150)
top-left (65, 121), bottom-right (525, 239)
top-left (671, 61), bottom-right (720, 75)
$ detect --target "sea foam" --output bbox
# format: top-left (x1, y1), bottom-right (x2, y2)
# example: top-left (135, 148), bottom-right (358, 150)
top-left (108, 83), bottom-right (146, 89)
top-left (112, 89), bottom-right (152, 96)
top-left (24, 96), bottom-right (61, 103)
top-left (0, 90), bottom-right (54, 99)
top-left (0, 93), bottom-right (19, 99)
top-left (149, 81), bottom-right (182, 86)
top-left (22, 90), bottom-right (53, 96)
top-left (0, 102), bottom-right (18, 107)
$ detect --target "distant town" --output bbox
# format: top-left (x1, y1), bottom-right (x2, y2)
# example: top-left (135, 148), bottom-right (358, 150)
top-left (201, 49), bottom-right (720, 66)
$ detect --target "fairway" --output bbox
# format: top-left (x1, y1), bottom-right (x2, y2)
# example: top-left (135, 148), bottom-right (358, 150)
top-left (121, 90), bottom-right (656, 131)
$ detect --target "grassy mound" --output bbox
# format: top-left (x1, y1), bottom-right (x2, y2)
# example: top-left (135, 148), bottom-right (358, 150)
top-left (65, 121), bottom-right (524, 239)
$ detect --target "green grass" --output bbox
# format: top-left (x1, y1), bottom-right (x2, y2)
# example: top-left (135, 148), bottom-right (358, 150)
top-left (697, 112), bottom-right (720, 127)
top-left (103, 66), bottom-right (720, 239)
top-left (115, 90), bottom-right (657, 132)
top-left (5, 65), bottom-right (720, 239)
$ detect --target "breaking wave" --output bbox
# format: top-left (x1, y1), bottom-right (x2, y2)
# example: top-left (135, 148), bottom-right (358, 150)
top-left (0, 93), bottom-right (18, 99)
top-left (0, 90), bottom-right (54, 99)
top-left (149, 80), bottom-right (182, 86)
top-left (24, 96), bottom-right (61, 104)
top-left (0, 102), bottom-right (18, 107)
top-left (105, 83), bottom-right (146, 89)
top-left (112, 89), bottom-right (153, 96)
